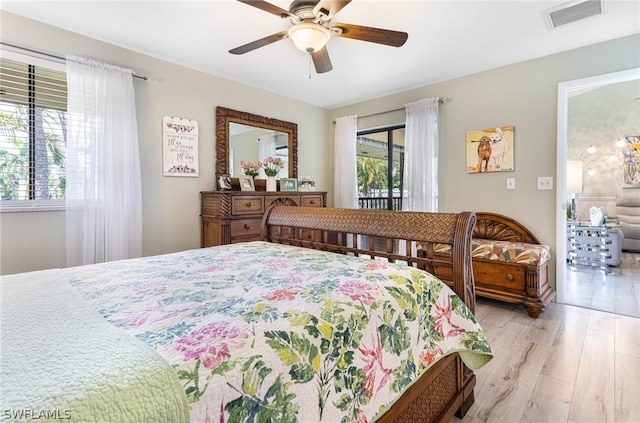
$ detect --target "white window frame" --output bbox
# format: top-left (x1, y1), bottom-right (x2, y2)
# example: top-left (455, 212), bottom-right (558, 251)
top-left (0, 49), bottom-right (67, 213)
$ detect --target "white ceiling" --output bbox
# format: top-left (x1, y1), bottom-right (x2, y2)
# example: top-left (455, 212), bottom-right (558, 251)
top-left (2, 0), bottom-right (638, 109)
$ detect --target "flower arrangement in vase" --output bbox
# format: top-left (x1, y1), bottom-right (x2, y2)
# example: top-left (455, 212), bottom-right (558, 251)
top-left (240, 160), bottom-right (261, 178)
top-left (263, 156), bottom-right (283, 192)
top-left (263, 156), bottom-right (284, 177)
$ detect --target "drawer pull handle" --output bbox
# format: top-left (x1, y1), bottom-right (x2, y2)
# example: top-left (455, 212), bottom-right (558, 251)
top-left (244, 224), bottom-right (251, 230)
top-left (506, 274), bottom-right (514, 281)
top-left (309, 200), bottom-right (315, 205)
top-left (245, 202), bottom-right (252, 207)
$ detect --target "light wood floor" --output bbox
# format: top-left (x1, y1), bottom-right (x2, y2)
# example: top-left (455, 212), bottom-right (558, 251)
top-left (452, 298), bottom-right (640, 423)
top-left (564, 252), bottom-right (640, 319)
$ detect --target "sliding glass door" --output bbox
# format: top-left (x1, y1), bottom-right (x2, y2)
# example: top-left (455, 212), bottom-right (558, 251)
top-left (356, 126), bottom-right (404, 210)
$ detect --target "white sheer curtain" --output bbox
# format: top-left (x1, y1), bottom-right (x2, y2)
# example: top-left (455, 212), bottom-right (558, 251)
top-left (65, 55), bottom-right (142, 266)
top-left (402, 98), bottom-right (439, 212)
top-left (333, 115), bottom-right (358, 209)
top-left (258, 134), bottom-right (276, 178)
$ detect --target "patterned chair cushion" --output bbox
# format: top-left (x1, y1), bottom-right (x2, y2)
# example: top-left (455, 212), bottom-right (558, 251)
top-left (433, 239), bottom-right (551, 265)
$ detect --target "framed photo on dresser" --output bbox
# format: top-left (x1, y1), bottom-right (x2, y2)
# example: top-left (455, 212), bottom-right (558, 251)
top-left (280, 178), bottom-right (298, 192)
top-left (298, 176), bottom-right (316, 191)
top-left (216, 173), bottom-right (232, 190)
top-left (239, 175), bottom-right (255, 191)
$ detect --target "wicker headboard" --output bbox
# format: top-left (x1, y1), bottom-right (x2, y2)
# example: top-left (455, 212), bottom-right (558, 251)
top-left (474, 212), bottom-right (540, 244)
top-left (261, 206), bottom-right (477, 313)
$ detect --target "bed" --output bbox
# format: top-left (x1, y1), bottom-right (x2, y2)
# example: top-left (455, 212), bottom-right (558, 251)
top-left (1, 207), bottom-right (492, 423)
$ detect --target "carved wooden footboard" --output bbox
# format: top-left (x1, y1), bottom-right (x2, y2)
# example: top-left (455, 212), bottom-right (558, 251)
top-left (261, 206), bottom-right (478, 422)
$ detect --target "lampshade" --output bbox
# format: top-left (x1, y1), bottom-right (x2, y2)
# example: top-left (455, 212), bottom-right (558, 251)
top-left (288, 23), bottom-right (330, 53)
top-left (567, 160), bottom-right (583, 194)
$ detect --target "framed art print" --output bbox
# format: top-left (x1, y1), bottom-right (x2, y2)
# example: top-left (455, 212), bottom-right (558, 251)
top-left (622, 136), bottom-right (640, 187)
top-left (466, 126), bottom-right (514, 173)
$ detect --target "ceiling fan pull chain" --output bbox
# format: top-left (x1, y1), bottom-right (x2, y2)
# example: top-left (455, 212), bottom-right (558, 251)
top-left (308, 54), bottom-right (312, 79)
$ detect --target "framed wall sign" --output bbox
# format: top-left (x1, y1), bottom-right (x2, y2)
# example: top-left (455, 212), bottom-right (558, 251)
top-left (163, 115), bottom-right (199, 177)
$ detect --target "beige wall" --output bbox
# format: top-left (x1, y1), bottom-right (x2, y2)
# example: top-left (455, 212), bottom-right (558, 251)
top-left (1, 10), bottom-right (638, 284)
top-left (0, 11), bottom-right (329, 275)
top-left (329, 34), bottom-right (640, 288)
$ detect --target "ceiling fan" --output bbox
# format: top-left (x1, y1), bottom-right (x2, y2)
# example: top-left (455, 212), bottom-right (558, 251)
top-left (229, 0), bottom-right (408, 74)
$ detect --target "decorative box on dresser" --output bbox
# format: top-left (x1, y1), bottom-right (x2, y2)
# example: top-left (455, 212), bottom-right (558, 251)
top-left (201, 191), bottom-right (327, 247)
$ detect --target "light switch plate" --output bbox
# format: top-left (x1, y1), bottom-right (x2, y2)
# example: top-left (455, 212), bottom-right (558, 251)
top-left (507, 178), bottom-right (515, 189)
top-left (537, 176), bottom-right (553, 190)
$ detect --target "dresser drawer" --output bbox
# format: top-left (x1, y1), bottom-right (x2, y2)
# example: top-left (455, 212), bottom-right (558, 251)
top-left (301, 194), bottom-right (324, 208)
top-left (230, 218), bottom-right (262, 238)
top-left (201, 193), bottom-right (221, 216)
top-left (473, 260), bottom-right (525, 291)
top-left (231, 196), bottom-right (264, 215)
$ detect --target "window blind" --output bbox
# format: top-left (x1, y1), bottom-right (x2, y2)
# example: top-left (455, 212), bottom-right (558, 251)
top-left (0, 55), bottom-right (67, 202)
top-left (0, 57), bottom-right (67, 111)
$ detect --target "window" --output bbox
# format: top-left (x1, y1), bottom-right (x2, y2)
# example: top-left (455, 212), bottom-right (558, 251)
top-left (356, 125), bottom-right (405, 210)
top-left (0, 52), bottom-right (67, 205)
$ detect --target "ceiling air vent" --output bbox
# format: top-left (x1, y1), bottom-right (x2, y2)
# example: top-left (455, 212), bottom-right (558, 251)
top-left (543, 0), bottom-right (603, 30)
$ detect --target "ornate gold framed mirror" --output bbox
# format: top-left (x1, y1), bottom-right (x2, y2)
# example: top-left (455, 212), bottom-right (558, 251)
top-left (215, 106), bottom-right (298, 178)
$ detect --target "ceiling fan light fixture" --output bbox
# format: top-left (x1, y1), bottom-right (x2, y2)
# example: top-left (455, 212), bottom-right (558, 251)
top-left (288, 23), bottom-right (330, 53)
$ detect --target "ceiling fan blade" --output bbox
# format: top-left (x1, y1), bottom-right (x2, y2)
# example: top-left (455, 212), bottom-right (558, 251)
top-left (236, 0), bottom-right (297, 19)
top-left (313, 0), bottom-right (352, 20)
top-left (229, 30), bottom-right (289, 54)
top-left (311, 46), bottom-right (333, 73)
top-left (330, 22), bottom-right (408, 47)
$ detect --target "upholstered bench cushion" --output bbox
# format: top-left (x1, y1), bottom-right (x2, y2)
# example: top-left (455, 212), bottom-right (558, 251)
top-left (433, 239), bottom-right (551, 265)
top-left (471, 239), bottom-right (550, 265)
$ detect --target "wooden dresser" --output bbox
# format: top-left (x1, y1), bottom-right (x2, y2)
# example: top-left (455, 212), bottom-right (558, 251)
top-left (200, 191), bottom-right (327, 247)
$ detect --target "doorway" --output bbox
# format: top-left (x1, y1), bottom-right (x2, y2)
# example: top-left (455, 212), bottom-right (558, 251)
top-left (555, 67), bottom-right (640, 317)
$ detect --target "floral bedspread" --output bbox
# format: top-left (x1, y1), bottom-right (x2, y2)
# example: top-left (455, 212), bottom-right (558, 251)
top-left (64, 242), bottom-right (493, 423)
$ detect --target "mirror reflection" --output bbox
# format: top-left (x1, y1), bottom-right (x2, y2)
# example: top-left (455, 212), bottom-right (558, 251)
top-left (229, 123), bottom-right (289, 178)
top-left (215, 106), bottom-right (298, 179)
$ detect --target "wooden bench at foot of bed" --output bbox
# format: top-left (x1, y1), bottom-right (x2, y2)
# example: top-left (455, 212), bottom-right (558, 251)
top-left (471, 212), bottom-right (555, 318)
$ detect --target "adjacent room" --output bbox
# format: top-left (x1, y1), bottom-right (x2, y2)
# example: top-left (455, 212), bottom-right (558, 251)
top-left (1, 1), bottom-right (639, 422)
top-left (564, 77), bottom-right (640, 318)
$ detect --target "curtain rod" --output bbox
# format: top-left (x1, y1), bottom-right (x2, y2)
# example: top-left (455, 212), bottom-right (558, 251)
top-left (332, 97), bottom-right (449, 124)
top-left (0, 41), bottom-right (149, 81)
